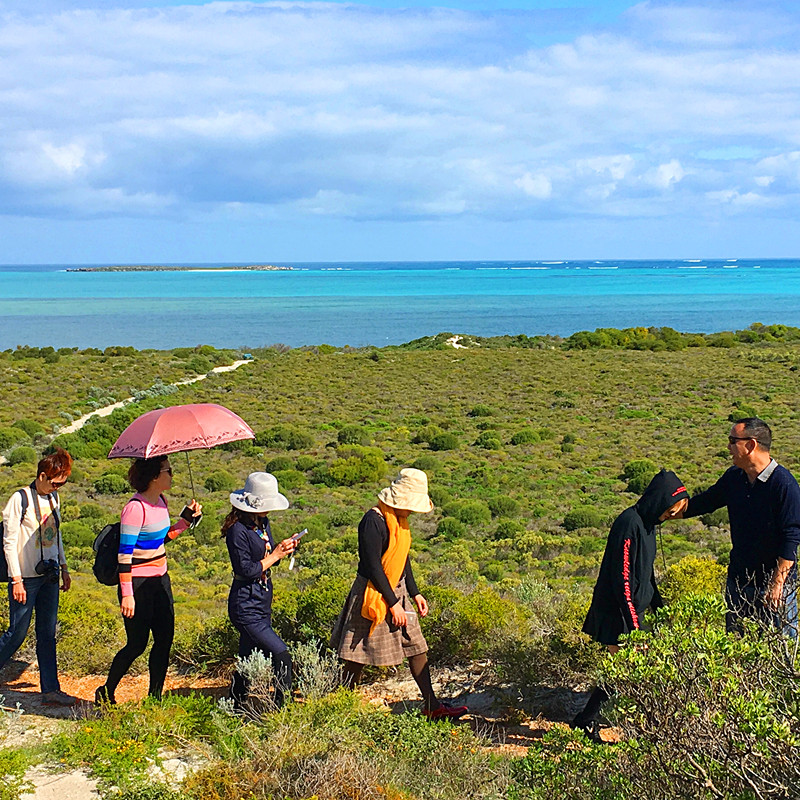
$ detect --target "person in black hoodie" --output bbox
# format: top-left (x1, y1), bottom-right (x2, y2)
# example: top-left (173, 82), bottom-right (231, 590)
top-left (571, 469), bottom-right (689, 738)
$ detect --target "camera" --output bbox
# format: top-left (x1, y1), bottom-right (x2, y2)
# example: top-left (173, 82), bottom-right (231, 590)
top-left (35, 558), bottom-right (60, 585)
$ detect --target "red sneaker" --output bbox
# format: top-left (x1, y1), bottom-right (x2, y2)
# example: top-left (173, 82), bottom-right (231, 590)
top-left (422, 702), bottom-right (468, 720)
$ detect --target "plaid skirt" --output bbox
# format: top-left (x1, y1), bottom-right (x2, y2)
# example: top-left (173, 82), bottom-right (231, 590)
top-left (330, 575), bottom-right (428, 666)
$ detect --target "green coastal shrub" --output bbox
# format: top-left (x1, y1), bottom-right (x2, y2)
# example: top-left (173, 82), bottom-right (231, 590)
top-left (93, 473), bottom-right (130, 495)
top-left (411, 424), bottom-right (442, 444)
top-left (423, 584), bottom-right (525, 663)
top-left (474, 432), bottom-right (502, 450)
top-left (7, 446), bottom-right (37, 465)
top-left (595, 594), bottom-right (800, 800)
top-left (60, 520), bottom-right (95, 549)
top-left (442, 499), bottom-right (491, 526)
top-left (295, 455), bottom-right (316, 471)
top-left (324, 446), bottom-right (386, 487)
top-left (265, 455), bottom-right (294, 473)
top-left (204, 470), bottom-right (237, 493)
top-left (468, 404), bottom-right (494, 417)
top-left (337, 424), bottom-right (369, 445)
top-left (563, 506), bottom-right (604, 531)
top-left (0, 426), bottom-right (28, 450)
top-left (436, 517), bottom-right (466, 540)
top-left (659, 556), bottom-right (726, 604)
top-left (12, 419), bottom-right (44, 437)
top-left (488, 495), bottom-right (519, 518)
top-left (510, 428), bottom-right (539, 445)
top-left (428, 486), bottom-right (451, 507)
top-left (255, 425), bottom-right (313, 450)
top-left (429, 432), bottom-right (459, 451)
top-left (273, 468), bottom-right (306, 490)
top-left (494, 518), bottom-right (525, 539)
top-left (410, 454), bottom-right (439, 472)
top-left (622, 458), bottom-right (658, 493)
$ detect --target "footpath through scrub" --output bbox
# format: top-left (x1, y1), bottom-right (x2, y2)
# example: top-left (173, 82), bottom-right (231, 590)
top-left (0, 359), bottom-right (252, 466)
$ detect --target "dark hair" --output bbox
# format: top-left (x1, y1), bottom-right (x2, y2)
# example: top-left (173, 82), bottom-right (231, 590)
top-left (38, 447), bottom-right (73, 480)
top-left (221, 507), bottom-right (263, 537)
top-left (128, 456), bottom-right (169, 493)
top-left (734, 417), bottom-right (772, 451)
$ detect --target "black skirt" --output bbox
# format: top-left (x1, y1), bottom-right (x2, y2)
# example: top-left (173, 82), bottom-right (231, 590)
top-left (582, 602), bottom-right (632, 647)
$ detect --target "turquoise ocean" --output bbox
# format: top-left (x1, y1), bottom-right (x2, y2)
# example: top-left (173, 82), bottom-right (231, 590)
top-left (1, 259), bottom-right (798, 348)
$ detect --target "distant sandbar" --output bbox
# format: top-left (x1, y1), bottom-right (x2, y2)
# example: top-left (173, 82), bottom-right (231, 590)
top-left (66, 264), bottom-right (293, 272)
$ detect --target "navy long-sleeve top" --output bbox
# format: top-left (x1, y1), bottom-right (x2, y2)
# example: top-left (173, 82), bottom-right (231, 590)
top-left (356, 508), bottom-right (420, 606)
top-left (686, 461), bottom-right (800, 585)
top-left (226, 518), bottom-right (275, 583)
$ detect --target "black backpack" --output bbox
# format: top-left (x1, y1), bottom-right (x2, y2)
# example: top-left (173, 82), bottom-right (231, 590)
top-left (0, 488), bottom-right (30, 583)
top-left (92, 497), bottom-right (147, 586)
top-left (92, 522), bottom-right (122, 586)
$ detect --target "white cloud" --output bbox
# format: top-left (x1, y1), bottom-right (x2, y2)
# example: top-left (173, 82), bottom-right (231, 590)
top-left (515, 172), bottom-right (552, 199)
top-left (652, 159), bottom-right (685, 189)
top-left (0, 0), bottom-right (799, 229)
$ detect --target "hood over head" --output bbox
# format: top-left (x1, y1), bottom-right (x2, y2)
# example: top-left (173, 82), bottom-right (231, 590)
top-left (635, 468), bottom-right (689, 527)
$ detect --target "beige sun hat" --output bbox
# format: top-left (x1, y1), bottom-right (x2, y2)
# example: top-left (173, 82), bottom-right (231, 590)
top-left (377, 468), bottom-right (434, 513)
top-left (230, 472), bottom-right (289, 513)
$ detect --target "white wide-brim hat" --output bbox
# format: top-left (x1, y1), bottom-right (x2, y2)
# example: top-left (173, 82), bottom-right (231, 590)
top-left (377, 468), bottom-right (434, 513)
top-left (230, 472), bottom-right (289, 513)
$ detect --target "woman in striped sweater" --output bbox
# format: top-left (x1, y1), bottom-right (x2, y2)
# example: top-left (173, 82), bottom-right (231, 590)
top-left (95, 456), bottom-right (201, 704)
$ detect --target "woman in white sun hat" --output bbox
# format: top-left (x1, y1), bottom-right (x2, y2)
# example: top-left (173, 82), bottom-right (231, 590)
top-left (223, 472), bottom-right (297, 710)
top-left (331, 468), bottom-right (468, 720)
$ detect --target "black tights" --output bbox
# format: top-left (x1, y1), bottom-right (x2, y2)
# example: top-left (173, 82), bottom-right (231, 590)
top-left (342, 653), bottom-right (440, 711)
top-left (106, 577), bottom-right (175, 701)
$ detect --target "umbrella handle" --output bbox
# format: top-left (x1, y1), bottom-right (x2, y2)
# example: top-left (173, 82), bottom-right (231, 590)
top-left (185, 451), bottom-right (197, 499)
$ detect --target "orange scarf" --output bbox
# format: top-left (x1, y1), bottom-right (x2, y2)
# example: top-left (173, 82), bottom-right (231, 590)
top-left (361, 502), bottom-right (411, 635)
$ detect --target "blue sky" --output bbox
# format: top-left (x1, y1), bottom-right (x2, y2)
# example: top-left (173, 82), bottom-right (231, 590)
top-left (1, 0), bottom-right (799, 262)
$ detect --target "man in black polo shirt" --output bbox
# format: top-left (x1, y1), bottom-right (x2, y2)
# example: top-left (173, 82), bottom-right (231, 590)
top-left (685, 417), bottom-right (800, 636)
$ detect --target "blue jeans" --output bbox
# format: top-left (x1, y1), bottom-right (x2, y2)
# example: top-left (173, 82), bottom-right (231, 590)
top-left (725, 575), bottom-right (798, 639)
top-left (0, 577), bottom-right (61, 693)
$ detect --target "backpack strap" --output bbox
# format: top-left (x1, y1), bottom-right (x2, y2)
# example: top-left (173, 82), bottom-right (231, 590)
top-left (18, 487), bottom-right (29, 524)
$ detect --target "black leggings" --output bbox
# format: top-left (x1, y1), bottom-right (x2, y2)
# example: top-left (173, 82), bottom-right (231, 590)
top-left (106, 574), bottom-right (175, 701)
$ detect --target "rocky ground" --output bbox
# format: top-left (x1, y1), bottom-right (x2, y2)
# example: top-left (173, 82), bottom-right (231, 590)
top-left (1, 658), bottom-right (617, 799)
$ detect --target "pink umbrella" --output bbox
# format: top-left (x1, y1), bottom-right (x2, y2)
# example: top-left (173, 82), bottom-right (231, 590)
top-left (108, 403), bottom-right (255, 495)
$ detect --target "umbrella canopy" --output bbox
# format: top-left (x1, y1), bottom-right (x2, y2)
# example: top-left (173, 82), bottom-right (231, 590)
top-left (108, 403), bottom-right (254, 459)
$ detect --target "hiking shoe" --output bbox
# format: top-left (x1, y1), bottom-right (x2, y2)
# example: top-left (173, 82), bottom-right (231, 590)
top-left (422, 702), bottom-right (468, 721)
top-left (42, 690), bottom-right (78, 707)
top-left (570, 717), bottom-right (603, 743)
top-left (94, 685), bottom-right (116, 706)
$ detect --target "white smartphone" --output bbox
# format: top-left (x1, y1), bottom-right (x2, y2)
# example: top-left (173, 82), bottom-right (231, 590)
top-left (292, 528), bottom-right (308, 542)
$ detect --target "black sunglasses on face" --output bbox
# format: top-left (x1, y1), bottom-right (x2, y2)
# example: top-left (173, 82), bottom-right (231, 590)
top-left (728, 436), bottom-right (752, 444)
top-left (160, 467), bottom-right (173, 476)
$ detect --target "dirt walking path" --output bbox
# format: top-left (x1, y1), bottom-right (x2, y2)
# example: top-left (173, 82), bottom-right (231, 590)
top-left (0, 359), bottom-right (252, 466)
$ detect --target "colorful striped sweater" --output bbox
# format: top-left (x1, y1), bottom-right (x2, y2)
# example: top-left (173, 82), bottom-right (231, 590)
top-left (118, 494), bottom-right (189, 597)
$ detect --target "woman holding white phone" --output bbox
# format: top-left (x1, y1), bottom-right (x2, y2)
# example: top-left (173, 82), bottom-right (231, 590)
top-left (223, 472), bottom-right (297, 709)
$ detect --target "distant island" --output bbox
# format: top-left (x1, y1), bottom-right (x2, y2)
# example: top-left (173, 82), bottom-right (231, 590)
top-left (66, 264), bottom-right (293, 272)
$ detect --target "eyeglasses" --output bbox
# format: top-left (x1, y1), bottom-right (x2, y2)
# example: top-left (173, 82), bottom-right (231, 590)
top-left (160, 467), bottom-right (173, 476)
top-left (728, 436), bottom-right (753, 445)
top-left (49, 478), bottom-right (68, 488)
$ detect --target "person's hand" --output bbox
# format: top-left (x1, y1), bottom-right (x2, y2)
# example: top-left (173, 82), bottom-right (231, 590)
top-left (60, 567), bottom-right (71, 592)
top-left (121, 596), bottom-right (136, 618)
top-left (187, 499), bottom-right (203, 517)
top-left (764, 582), bottom-right (784, 612)
top-left (278, 537), bottom-right (297, 556)
top-left (11, 580), bottom-right (26, 604)
top-left (389, 601), bottom-right (407, 627)
top-left (414, 594), bottom-right (429, 618)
